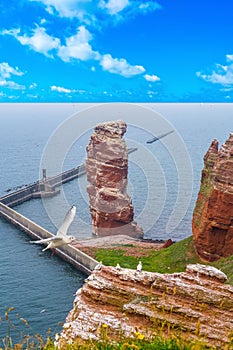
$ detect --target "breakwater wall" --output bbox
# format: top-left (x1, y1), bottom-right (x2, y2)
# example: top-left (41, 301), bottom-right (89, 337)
top-left (0, 164), bottom-right (86, 207)
top-left (45, 164), bottom-right (86, 187)
top-left (0, 183), bottom-right (55, 207)
top-left (0, 147), bottom-right (136, 207)
top-left (0, 147), bottom-right (137, 274)
top-left (0, 202), bottom-right (98, 275)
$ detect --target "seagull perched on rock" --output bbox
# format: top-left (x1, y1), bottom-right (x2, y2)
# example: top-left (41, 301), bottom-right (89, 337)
top-left (30, 205), bottom-right (76, 256)
top-left (137, 261), bottom-right (142, 272)
top-left (116, 263), bottom-right (121, 270)
top-left (94, 261), bottom-right (103, 271)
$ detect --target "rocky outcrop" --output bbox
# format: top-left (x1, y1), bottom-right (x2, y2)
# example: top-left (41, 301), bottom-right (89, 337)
top-left (86, 120), bottom-right (143, 238)
top-left (192, 133), bottom-right (233, 262)
top-left (59, 264), bottom-right (233, 348)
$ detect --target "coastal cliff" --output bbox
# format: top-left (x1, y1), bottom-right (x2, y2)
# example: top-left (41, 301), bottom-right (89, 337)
top-left (86, 120), bottom-right (143, 238)
top-left (59, 264), bottom-right (233, 348)
top-left (192, 133), bottom-right (233, 262)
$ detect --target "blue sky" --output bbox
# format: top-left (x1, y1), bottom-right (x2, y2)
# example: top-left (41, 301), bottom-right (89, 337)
top-left (0, 0), bottom-right (233, 102)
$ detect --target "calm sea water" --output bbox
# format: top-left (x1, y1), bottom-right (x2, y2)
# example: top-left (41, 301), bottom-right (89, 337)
top-left (0, 103), bottom-right (232, 341)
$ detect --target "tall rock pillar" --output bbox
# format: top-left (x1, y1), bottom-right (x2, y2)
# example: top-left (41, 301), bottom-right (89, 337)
top-left (192, 133), bottom-right (233, 261)
top-left (86, 120), bottom-right (143, 238)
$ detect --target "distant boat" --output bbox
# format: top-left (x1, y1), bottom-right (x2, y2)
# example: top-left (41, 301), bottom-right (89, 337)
top-left (146, 130), bottom-right (174, 144)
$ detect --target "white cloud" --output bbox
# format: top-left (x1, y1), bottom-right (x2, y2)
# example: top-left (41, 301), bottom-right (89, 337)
top-left (29, 0), bottom-right (84, 18)
top-left (99, 0), bottom-right (161, 18)
top-left (100, 53), bottom-right (145, 77)
top-left (16, 27), bottom-right (60, 56)
top-left (1, 28), bottom-right (20, 37)
top-left (2, 25), bottom-right (95, 61)
top-left (99, 0), bottom-right (129, 15)
top-left (220, 87), bottom-right (233, 92)
top-left (51, 85), bottom-right (73, 93)
top-left (0, 79), bottom-right (25, 89)
top-left (0, 62), bottom-right (25, 90)
top-left (58, 26), bottom-right (99, 62)
top-left (2, 27), bottom-right (60, 57)
top-left (197, 55), bottom-right (233, 86)
top-left (1, 25), bottom-right (147, 79)
top-left (226, 54), bottom-right (233, 62)
top-left (29, 0), bottom-right (96, 24)
top-left (29, 0), bottom-right (161, 26)
top-left (147, 90), bottom-right (158, 98)
top-left (29, 82), bottom-right (38, 89)
top-left (0, 62), bottom-right (23, 79)
top-left (138, 1), bottom-right (161, 13)
top-left (144, 74), bottom-right (160, 82)
top-left (27, 93), bottom-right (39, 99)
top-left (40, 18), bottom-right (47, 24)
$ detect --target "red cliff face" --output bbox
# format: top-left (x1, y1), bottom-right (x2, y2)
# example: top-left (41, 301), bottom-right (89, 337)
top-left (58, 264), bottom-right (232, 348)
top-left (86, 120), bottom-right (143, 238)
top-left (192, 133), bottom-right (233, 262)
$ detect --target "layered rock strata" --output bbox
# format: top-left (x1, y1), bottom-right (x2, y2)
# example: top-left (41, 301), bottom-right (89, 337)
top-left (59, 264), bottom-right (233, 348)
top-left (192, 133), bottom-right (233, 261)
top-left (86, 120), bottom-right (143, 238)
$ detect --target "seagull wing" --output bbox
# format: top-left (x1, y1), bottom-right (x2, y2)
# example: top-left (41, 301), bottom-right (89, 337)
top-left (57, 206), bottom-right (76, 237)
top-left (30, 236), bottom-right (63, 244)
top-left (30, 237), bottom-right (54, 244)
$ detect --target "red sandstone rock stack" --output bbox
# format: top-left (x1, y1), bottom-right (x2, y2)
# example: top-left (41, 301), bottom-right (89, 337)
top-left (192, 133), bottom-right (233, 261)
top-left (86, 120), bottom-right (143, 238)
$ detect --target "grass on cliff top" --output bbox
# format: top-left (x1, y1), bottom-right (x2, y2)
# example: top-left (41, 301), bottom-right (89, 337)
top-left (95, 236), bottom-right (233, 285)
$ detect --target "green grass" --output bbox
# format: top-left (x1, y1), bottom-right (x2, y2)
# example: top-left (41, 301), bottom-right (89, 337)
top-left (95, 236), bottom-right (233, 285)
top-left (213, 254), bottom-right (233, 285)
top-left (95, 236), bottom-right (201, 273)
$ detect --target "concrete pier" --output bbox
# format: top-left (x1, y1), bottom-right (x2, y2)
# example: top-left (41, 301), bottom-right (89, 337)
top-left (0, 202), bottom-right (98, 275)
top-left (0, 164), bottom-right (86, 207)
top-left (0, 146), bottom-right (137, 274)
top-left (1, 147), bottom-right (137, 208)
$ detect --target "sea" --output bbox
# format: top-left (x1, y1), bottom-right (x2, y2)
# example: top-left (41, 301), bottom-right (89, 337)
top-left (0, 103), bottom-right (232, 342)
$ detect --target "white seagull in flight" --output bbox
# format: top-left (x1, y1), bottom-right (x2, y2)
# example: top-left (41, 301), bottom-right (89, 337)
top-left (30, 205), bottom-right (76, 255)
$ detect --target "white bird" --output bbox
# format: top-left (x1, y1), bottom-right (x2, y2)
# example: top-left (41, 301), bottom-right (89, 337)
top-left (137, 261), bottom-right (142, 272)
top-left (116, 263), bottom-right (121, 270)
top-left (30, 206), bottom-right (76, 255)
top-left (94, 261), bottom-right (103, 270)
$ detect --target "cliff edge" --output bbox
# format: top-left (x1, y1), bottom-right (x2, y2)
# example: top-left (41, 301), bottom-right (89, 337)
top-left (58, 264), bottom-right (233, 348)
top-left (192, 133), bottom-right (233, 262)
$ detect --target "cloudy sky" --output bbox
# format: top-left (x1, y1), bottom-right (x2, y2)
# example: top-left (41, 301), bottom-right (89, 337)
top-left (0, 0), bottom-right (233, 102)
